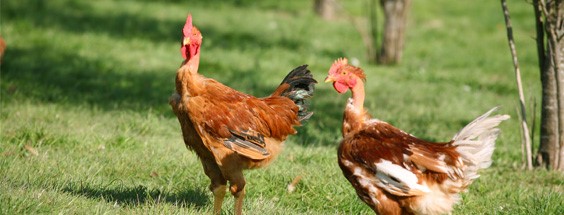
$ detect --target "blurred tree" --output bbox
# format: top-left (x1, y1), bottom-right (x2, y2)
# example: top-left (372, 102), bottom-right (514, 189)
top-left (314, 0), bottom-right (337, 20)
top-left (533, 0), bottom-right (564, 171)
top-left (319, 0), bottom-right (410, 65)
top-left (375, 0), bottom-right (411, 65)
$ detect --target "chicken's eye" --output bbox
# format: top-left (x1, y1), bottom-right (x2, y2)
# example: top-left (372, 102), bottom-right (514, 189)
top-left (342, 71), bottom-right (347, 75)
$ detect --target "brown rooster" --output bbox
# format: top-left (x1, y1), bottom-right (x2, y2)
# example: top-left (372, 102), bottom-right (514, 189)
top-left (169, 15), bottom-right (316, 215)
top-left (324, 58), bottom-right (509, 215)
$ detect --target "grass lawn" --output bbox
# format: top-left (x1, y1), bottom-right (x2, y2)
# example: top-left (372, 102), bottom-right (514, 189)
top-left (1, 0), bottom-right (562, 214)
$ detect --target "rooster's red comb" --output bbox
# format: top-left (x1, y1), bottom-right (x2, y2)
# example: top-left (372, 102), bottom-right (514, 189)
top-left (183, 14), bottom-right (193, 37)
top-left (328, 57), bottom-right (348, 76)
top-left (333, 58), bottom-right (348, 67)
top-left (330, 58), bottom-right (348, 71)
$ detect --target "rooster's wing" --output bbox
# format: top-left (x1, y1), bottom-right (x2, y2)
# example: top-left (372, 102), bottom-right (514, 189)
top-left (187, 79), bottom-right (299, 160)
top-left (340, 121), bottom-right (464, 196)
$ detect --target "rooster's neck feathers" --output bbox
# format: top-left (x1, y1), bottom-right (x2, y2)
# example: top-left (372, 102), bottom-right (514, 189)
top-left (176, 55), bottom-right (204, 97)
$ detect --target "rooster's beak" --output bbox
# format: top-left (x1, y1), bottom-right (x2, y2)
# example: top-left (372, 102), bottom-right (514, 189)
top-left (183, 37), bottom-right (191, 46)
top-left (324, 76), bottom-right (335, 83)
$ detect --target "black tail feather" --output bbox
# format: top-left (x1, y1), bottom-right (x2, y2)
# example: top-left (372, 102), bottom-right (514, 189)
top-left (278, 65), bottom-right (317, 122)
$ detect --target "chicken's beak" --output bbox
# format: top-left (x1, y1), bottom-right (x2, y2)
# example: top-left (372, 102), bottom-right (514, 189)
top-left (324, 76), bottom-right (335, 83)
top-left (183, 37), bottom-right (191, 46)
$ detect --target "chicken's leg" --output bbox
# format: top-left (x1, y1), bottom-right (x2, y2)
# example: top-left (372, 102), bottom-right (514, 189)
top-left (233, 188), bottom-right (245, 215)
top-left (202, 161), bottom-right (227, 215)
top-left (212, 185), bottom-right (226, 215)
top-left (228, 171), bottom-right (246, 215)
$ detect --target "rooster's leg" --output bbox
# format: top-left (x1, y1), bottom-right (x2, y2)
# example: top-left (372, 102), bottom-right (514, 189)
top-left (228, 171), bottom-right (246, 215)
top-left (211, 185), bottom-right (227, 215)
top-left (202, 161), bottom-right (227, 215)
top-left (233, 188), bottom-right (245, 215)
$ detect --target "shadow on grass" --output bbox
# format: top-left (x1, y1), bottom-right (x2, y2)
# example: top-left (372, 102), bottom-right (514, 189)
top-left (1, 0), bottom-right (349, 146)
top-left (1, 45), bottom-right (174, 113)
top-left (0, 0), bottom-right (332, 110)
top-left (2, 1), bottom-right (179, 44)
top-left (62, 183), bottom-right (209, 208)
top-left (1, 0), bottom-right (311, 55)
top-left (0, 45), bottom-right (317, 113)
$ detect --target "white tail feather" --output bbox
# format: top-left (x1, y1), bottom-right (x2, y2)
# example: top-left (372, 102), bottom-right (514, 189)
top-left (452, 107), bottom-right (510, 182)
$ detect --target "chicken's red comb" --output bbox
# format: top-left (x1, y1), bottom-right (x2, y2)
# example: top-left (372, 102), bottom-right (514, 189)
top-left (334, 57), bottom-right (348, 66)
top-left (183, 14), bottom-right (193, 37)
top-left (328, 57), bottom-right (348, 75)
top-left (330, 58), bottom-right (348, 71)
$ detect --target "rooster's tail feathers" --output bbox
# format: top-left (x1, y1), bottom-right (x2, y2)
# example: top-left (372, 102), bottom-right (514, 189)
top-left (452, 107), bottom-right (510, 182)
top-left (274, 65), bottom-right (317, 122)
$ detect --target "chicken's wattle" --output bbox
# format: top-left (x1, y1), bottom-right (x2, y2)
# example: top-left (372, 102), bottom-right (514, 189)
top-left (189, 44), bottom-right (199, 58)
top-left (334, 81), bottom-right (349, 94)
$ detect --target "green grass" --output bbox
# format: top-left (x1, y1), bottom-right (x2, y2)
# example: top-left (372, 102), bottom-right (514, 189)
top-left (1, 0), bottom-right (563, 214)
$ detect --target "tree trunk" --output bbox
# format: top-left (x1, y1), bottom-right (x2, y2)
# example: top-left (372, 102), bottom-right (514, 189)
top-left (367, 0), bottom-right (378, 64)
top-left (534, 0), bottom-right (564, 171)
top-left (376, 0), bottom-right (411, 65)
top-left (314, 0), bottom-right (337, 20)
top-left (551, 19), bottom-right (564, 171)
top-left (538, 46), bottom-right (560, 169)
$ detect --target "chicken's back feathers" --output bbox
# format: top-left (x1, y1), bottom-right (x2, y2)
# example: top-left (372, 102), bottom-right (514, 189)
top-left (184, 78), bottom-right (298, 159)
top-left (338, 121), bottom-right (462, 187)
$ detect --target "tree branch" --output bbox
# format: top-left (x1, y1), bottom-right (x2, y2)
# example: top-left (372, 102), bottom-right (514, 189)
top-left (501, 0), bottom-right (534, 170)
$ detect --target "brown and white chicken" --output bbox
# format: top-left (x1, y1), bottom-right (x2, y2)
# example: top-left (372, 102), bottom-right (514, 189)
top-left (325, 58), bottom-right (509, 215)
